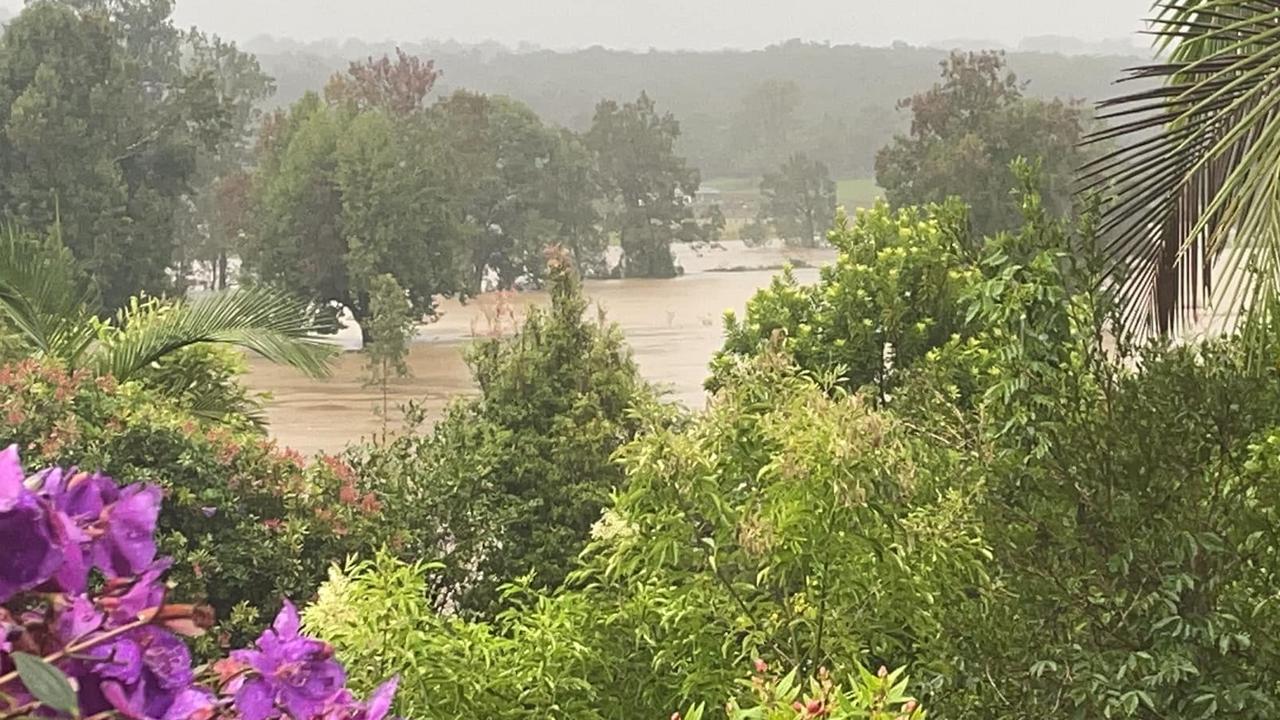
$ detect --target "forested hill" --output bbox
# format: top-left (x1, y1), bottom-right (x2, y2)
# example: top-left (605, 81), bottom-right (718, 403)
top-left (248, 37), bottom-right (1148, 178)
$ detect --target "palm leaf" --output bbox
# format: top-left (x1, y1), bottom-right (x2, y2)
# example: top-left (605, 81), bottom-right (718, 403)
top-left (1081, 0), bottom-right (1280, 348)
top-left (95, 287), bottom-right (337, 382)
top-left (0, 227), bottom-right (98, 362)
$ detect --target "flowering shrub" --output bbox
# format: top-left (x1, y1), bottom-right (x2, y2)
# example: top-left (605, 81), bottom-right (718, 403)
top-left (678, 662), bottom-right (926, 720)
top-left (0, 360), bottom-right (392, 648)
top-left (0, 445), bottom-right (399, 719)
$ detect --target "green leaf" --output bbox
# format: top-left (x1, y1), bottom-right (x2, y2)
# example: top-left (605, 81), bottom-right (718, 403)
top-left (12, 652), bottom-right (79, 718)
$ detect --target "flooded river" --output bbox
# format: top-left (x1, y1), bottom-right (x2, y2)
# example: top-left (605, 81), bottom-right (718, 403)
top-left (245, 242), bottom-right (833, 454)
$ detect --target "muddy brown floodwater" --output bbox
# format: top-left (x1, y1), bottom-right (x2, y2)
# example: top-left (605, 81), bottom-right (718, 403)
top-left (245, 242), bottom-right (833, 455)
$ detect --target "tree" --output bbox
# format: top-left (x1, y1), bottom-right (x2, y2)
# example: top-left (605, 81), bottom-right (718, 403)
top-left (432, 91), bottom-right (600, 291)
top-left (363, 273), bottom-right (416, 439)
top-left (875, 50), bottom-right (1088, 238)
top-left (586, 92), bottom-right (700, 278)
top-left (244, 54), bottom-right (468, 341)
top-left (177, 32), bottom-right (276, 292)
top-left (760, 152), bottom-right (838, 247)
top-left (0, 0), bottom-right (233, 309)
top-left (325, 46), bottom-right (438, 116)
top-left (347, 248), bottom-right (655, 616)
top-left (1082, 1), bottom-right (1280, 343)
top-left (713, 199), bottom-right (975, 402)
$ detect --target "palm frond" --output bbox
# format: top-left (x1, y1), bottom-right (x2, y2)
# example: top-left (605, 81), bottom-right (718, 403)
top-left (95, 287), bottom-right (338, 382)
top-left (0, 226), bottom-right (98, 362)
top-left (1082, 0), bottom-right (1280, 345)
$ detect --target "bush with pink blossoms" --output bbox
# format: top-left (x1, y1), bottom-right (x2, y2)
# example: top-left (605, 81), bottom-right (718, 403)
top-left (0, 445), bottom-right (398, 720)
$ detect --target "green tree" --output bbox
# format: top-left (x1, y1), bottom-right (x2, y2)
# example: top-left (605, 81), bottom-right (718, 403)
top-left (244, 55), bottom-right (467, 341)
top-left (347, 249), bottom-right (654, 616)
top-left (586, 92), bottom-right (700, 278)
top-left (875, 50), bottom-right (1088, 238)
top-left (362, 273), bottom-right (416, 439)
top-left (432, 90), bottom-right (599, 291)
top-left (0, 0), bottom-right (231, 309)
top-left (177, 32), bottom-right (276, 292)
top-left (713, 199), bottom-right (976, 402)
top-left (760, 152), bottom-right (838, 247)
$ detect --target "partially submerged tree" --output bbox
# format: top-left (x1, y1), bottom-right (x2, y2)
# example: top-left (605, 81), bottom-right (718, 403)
top-left (586, 92), bottom-right (700, 278)
top-left (760, 152), bottom-right (838, 247)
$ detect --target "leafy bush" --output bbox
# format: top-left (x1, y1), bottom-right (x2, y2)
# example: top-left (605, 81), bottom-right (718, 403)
top-left (567, 346), bottom-right (989, 714)
top-left (0, 446), bottom-right (398, 720)
top-left (304, 551), bottom-right (607, 720)
top-left (0, 360), bottom-right (389, 648)
top-left (680, 663), bottom-right (926, 720)
top-left (712, 200), bottom-right (976, 403)
top-left (347, 251), bottom-right (657, 616)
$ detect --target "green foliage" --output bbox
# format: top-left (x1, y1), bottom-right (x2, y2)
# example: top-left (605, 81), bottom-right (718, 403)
top-left (713, 199), bottom-right (976, 402)
top-left (245, 84), bottom-right (467, 335)
top-left (347, 252), bottom-right (654, 616)
top-left (304, 551), bottom-right (608, 720)
top-left (254, 38), bottom-right (1139, 181)
top-left (0, 0), bottom-right (235, 309)
top-left (0, 360), bottom-right (390, 650)
top-left (875, 51), bottom-right (1089, 238)
top-left (759, 153), bottom-right (837, 248)
top-left (586, 92), bottom-right (700, 278)
top-left (0, 229), bottom-right (334, 421)
top-left (576, 349), bottom-right (989, 714)
top-left (706, 664), bottom-right (926, 720)
top-left (363, 273), bottom-right (416, 434)
top-left (433, 90), bottom-right (604, 290)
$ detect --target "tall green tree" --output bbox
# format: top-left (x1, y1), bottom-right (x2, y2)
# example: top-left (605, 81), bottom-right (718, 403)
top-left (432, 90), bottom-right (601, 291)
top-left (348, 248), bottom-right (655, 617)
top-left (586, 92), bottom-right (700, 278)
top-left (177, 33), bottom-right (275, 292)
top-left (362, 272), bottom-right (416, 438)
top-left (875, 50), bottom-right (1089, 238)
top-left (0, 0), bottom-right (232, 309)
top-left (760, 152), bottom-right (838, 247)
top-left (244, 51), bottom-right (467, 341)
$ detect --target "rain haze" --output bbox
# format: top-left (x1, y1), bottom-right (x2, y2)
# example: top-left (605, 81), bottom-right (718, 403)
top-left (0, 0), bottom-right (1154, 50)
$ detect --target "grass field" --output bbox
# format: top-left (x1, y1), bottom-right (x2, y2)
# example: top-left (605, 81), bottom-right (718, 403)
top-left (836, 177), bottom-right (884, 211)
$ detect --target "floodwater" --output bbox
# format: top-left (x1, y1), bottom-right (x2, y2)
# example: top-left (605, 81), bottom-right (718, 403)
top-left (245, 242), bottom-right (834, 455)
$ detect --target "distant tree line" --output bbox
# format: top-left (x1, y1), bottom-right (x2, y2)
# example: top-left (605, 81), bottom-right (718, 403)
top-left (247, 37), bottom-right (1143, 179)
top-left (0, 0), bottom-right (1101, 345)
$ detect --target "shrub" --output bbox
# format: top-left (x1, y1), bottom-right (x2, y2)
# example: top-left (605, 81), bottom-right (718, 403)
top-left (711, 200), bottom-right (977, 403)
top-left (303, 551), bottom-right (607, 720)
top-left (347, 250), bottom-right (657, 616)
top-left (0, 360), bottom-right (389, 648)
top-left (0, 446), bottom-right (398, 720)
top-left (680, 663), bottom-right (927, 720)
top-left (570, 346), bottom-right (989, 715)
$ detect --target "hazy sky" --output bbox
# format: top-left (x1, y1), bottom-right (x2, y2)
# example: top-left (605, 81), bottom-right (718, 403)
top-left (0, 0), bottom-right (1157, 51)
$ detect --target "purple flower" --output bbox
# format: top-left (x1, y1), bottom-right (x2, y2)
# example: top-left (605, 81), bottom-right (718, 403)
top-left (0, 445), bottom-right (65, 603)
top-left (356, 677), bottom-right (400, 720)
top-left (92, 484), bottom-right (162, 579)
top-left (94, 627), bottom-right (200, 720)
top-left (56, 595), bottom-right (105, 642)
top-left (231, 601), bottom-right (348, 720)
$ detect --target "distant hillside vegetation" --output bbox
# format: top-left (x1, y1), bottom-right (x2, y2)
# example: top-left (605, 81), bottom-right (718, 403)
top-left (247, 37), bottom-right (1148, 178)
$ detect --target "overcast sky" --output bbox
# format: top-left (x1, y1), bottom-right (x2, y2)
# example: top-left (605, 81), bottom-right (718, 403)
top-left (0, 0), bottom-right (1155, 50)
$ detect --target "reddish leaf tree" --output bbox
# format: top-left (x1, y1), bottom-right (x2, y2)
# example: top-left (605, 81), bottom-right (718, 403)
top-left (325, 48), bottom-right (439, 116)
